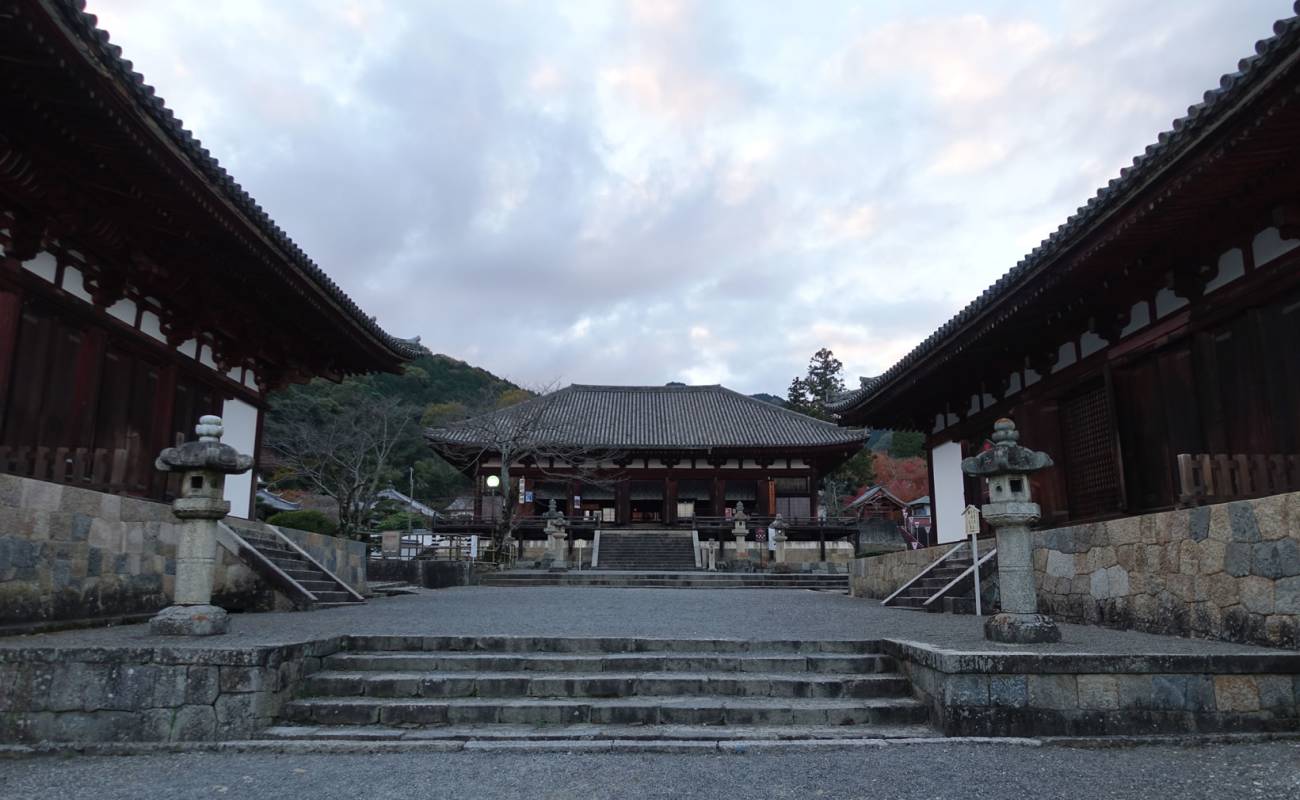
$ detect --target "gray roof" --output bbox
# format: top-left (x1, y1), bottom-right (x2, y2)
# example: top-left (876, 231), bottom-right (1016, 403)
top-left (829, 3), bottom-right (1300, 417)
top-left (428, 384), bottom-right (868, 451)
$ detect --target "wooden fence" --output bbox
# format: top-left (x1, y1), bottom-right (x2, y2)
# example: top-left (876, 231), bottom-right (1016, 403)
top-left (0, 441), bottom-right (178, 499)
top-left (1176, 453), bottom-right (1300, 506)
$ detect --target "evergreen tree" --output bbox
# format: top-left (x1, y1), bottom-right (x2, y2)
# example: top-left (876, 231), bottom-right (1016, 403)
top-left (805, 348), bottom-right (845, 408)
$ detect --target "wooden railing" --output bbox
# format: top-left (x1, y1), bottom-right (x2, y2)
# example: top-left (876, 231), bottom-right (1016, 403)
top-left (1177, 453), bottom-right (1300, 506)
top-left (0, 443), bottom-right (164, 497)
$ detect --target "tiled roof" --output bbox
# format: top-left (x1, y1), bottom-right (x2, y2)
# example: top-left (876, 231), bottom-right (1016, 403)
top-left (829, 2), bottom-right (1300, 417)
top-left (43, 1), bottom-right (420, 362)
top-left (428, 384), bottom-right (869, 450)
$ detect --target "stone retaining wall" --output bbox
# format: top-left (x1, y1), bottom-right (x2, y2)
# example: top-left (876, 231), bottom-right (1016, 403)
top-left (850, 491), bottom-right (1300, 649)
top-left (850, 540), bottom-right (993, 599)
top-left (0, 473), bottom-right (367, 631)
top-left (0, 638), bottom-right (341, 742)
top-left (887, 641), bottom-right (1300, 737)
top-left (1033, 492), bottom-right (1300, 649)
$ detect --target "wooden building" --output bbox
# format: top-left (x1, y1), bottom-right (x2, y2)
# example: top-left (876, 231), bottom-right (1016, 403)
top-left (831, 8), bottom-right (1300, 542)
top-left (0, 0), bottom-right (418, 516)
top-left (427, 384), bottom-right (868, 527)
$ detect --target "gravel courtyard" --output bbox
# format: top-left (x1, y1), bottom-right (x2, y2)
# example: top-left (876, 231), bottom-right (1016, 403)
top-left (1, 585), bottom-right (1290, 657)
top-left (4, 740), bottom-right (1300, 800)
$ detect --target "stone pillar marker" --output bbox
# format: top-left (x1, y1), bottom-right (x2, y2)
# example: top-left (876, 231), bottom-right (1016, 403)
top-left (961, 418), bottom-right (1060, 644)
top-left (150, 415), bottom-right (253, 636)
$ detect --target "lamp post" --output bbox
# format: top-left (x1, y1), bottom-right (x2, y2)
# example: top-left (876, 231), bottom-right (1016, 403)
top-left (961, 418), bottom-right (1059, 644)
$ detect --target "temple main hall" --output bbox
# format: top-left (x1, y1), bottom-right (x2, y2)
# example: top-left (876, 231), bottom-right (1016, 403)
top-left (426, 383), bottom-right (868, 527)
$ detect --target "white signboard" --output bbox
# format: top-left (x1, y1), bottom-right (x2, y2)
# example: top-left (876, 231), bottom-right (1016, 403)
top-left (470, 535), bottom-right (479, 559)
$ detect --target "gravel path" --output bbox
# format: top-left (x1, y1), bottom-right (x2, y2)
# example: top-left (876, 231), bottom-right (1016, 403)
top-left (0, 586), bottom-right (1290, 656)
top-left (3, 741), bottom-right (1299, 799)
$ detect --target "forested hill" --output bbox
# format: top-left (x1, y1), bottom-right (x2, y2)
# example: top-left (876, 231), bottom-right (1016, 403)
top-left (263, 350), bottom-right (524, 504)
top-left (339, 350), bottom-right (522, 413)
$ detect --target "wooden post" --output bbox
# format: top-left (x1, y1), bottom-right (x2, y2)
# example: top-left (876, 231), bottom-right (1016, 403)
top-left (665, 477), bottom-right (677, 525)
top-left (711, 475), bottom-right (724, 517)
top-left (0, 283), bottom-right (23, 428)
top-left (616, 480), bottom-right (631, 526)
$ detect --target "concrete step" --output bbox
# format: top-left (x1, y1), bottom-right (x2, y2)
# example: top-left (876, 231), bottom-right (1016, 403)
top-left (326, 652), bottom-right (894, 674)
top-left (260, 722), bottom-right (938, 742)
top-left (282, 695), bottom-right (929, 727)
top-left (303, 670), bottom-right (910, 699)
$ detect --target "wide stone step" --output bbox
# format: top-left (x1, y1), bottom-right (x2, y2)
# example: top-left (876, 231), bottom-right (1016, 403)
top-left (343, 636), bottom-right (878, 654)
top-left (260, 722), bottom-right (938, 742)
top-left (303, 670), bottom-right (909, 699)
top-left (283, 695), bottom-right (929, 727)
top-left (312, 590), bottom-right (354, 603)
top-left (478, 581), bottom-right (846, 590)
top-left (326, 652), bottom-right (893, 674)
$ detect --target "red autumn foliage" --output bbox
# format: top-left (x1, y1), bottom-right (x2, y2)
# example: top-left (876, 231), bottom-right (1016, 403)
top-left (873, 454), bottom-right (929, 502)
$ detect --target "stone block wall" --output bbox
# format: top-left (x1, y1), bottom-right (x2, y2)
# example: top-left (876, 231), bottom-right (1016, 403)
top-left (0, 473), bottom-right (367, 631)
top-left (0, 638), bottom-right (341, 742)
top-left (888, 641), bottom-right (1300, 736)
top-left (850, 540), bottom-right (993, 598)
top-left (1033, 492), bottom-right (1300, 649)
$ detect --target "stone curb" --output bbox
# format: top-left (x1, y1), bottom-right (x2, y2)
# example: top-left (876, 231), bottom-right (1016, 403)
top-left (11, 733), bottom-right (1300, 758)
top-left (0, 737), bottom-right (1039, 757)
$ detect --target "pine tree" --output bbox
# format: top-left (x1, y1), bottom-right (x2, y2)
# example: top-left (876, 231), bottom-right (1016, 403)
top-left (804, 348), bottom-right (845, 408)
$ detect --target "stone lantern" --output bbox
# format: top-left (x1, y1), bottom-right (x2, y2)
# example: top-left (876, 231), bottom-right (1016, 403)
top-left (150, 415), bottom-right (253, 636)
top-left (731, 501), bottom-right (750, 559)
top-left (770, 512), bottom-right (789, 564)
top-left (961, 418), bottom-right (1059, 644)
top-left (541, 499), bottom-right (568, 569)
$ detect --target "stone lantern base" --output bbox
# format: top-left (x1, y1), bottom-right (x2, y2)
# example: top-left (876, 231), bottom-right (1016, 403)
top-left (149, 604), bottom-right (230, 636)
top-left (984, 612), bottom-right (1060, 644)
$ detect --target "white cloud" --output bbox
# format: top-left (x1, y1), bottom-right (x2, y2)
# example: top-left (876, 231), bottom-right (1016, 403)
top-left (85, 0), bottom-right (1295, 394)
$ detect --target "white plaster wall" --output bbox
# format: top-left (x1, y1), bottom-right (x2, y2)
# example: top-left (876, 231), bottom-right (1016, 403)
top-left (221, 397), bottom-right (259, 519)
top-left (931, 440), bottom-right (966, 544)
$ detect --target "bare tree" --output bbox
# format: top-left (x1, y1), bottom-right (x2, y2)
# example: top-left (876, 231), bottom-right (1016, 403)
top-left (265, 389), bottom-right (417, 539)
top-left (428, 385), bottom-right (622, 550)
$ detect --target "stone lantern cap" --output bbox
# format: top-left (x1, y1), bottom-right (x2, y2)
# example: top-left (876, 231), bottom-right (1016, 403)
top-left (960, 418), bottom-right (1053, 477)
top-left (155, 415), bottom-right (253, 475)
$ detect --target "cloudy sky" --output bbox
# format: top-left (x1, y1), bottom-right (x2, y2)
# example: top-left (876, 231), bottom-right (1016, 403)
top-left (92, 0), bottom-right (1293, 394)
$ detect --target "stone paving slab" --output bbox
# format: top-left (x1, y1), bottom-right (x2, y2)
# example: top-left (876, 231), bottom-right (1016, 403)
top-left (0, 586), bottom-right (1294, 658)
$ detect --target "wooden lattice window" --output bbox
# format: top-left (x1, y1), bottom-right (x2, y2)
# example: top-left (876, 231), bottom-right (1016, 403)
top-left (1059, 381), bottom-right (1121, 518)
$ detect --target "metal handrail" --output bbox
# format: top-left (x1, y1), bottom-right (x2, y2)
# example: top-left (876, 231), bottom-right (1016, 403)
top-left (920, 548), bottom-right (998, 610)
top-left (880, 540), bottom-right (970, 606)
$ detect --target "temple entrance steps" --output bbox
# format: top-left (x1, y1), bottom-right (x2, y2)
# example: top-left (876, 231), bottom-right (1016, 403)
top-left (218, 523), bottom-right (365, 609)
top-left (265, 636), bottom-right (934, 742)
top-left (595, 530), bottom-right (697, 570)
top-left (882, 540), bottom-right (997, 613)
top-left (478, 570), bottom-right (849, 590)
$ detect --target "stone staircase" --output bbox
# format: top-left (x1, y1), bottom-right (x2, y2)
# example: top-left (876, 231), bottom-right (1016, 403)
top-left (596, 531), bottom-right (697, 570)
top-left (221, 523), bottom-right (365, 609)
top-left (480, 570), bottom-right (849, 590)
top-left (265, 636), bottom-right (933, 743)
top-left (884, 541), bottom-right (996, 613)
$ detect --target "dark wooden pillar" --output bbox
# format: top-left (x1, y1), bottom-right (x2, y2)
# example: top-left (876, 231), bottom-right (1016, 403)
top-left (0, 282), bottom-right (24, 430)
top-left (711, 475), bottom-right (724, 516)
top-left (665, 477), bottom-right (677, 525)
top-left (809, 469), bottom-right (820, 520)
top-left (616, 480), bottom-right (630, 526)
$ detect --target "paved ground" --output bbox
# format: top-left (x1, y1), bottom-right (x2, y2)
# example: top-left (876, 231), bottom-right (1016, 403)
top-left (0, 586), bottom-right (1291, 656)
top-left (3, 741), bottom-right (1299, 799)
